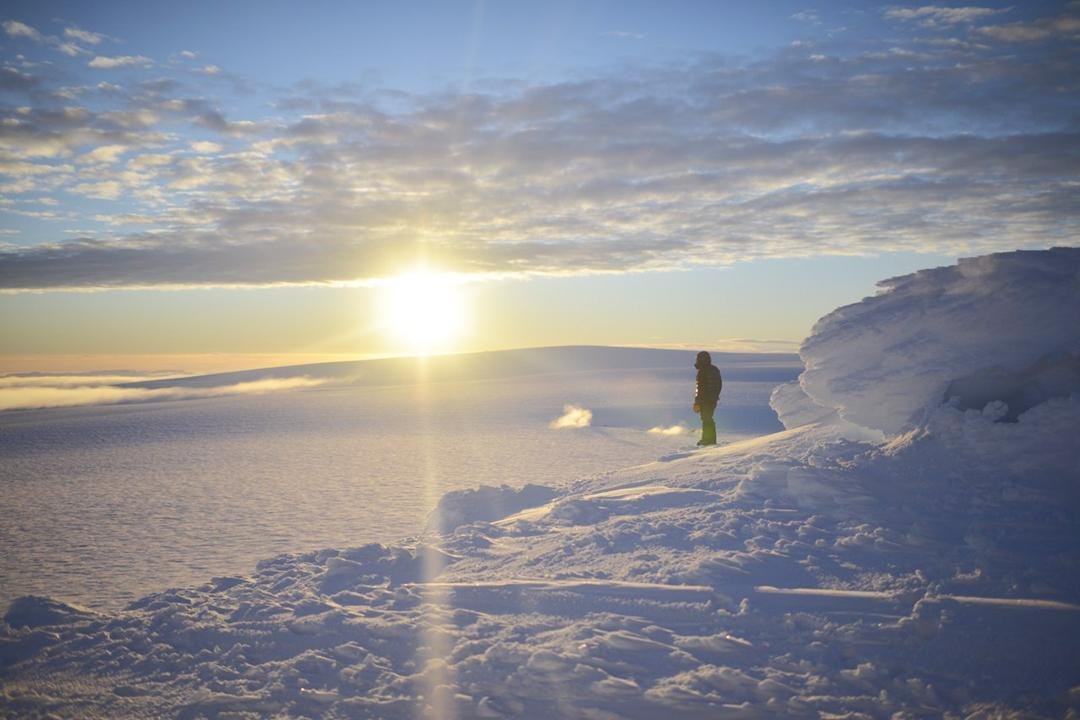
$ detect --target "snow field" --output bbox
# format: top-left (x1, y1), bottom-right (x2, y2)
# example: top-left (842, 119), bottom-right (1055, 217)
top-left (4, 409), bottom-right (1078, 718)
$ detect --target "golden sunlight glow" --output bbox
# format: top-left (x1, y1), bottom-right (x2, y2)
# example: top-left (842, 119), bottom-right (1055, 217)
top-left (379, 270), bottom-right (466, 355)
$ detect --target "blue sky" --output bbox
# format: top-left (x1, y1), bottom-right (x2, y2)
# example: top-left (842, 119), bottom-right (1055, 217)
top-left (1, 2), bottom-right (850, 91)
top-left (0, 1), bottom-right (1077, 367)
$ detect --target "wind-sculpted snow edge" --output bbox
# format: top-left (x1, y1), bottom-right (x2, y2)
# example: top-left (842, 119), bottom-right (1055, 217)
top-left (783, 246), bottom-right (1080, 436)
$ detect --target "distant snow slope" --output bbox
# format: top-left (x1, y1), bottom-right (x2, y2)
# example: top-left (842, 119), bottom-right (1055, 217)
top-left (123, 346), bottom-right (801, 391)
top-left (1, 346), bottom-right (800, 412)
top-left (2, 250), bottom-right (1078, 719)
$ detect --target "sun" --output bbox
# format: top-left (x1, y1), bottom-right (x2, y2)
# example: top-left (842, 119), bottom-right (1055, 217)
top-left (380, 270), bottom-right (466, 355)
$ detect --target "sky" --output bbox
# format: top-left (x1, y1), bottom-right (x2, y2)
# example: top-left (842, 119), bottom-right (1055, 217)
top-left (1, 1), bottom-right (1077, 372)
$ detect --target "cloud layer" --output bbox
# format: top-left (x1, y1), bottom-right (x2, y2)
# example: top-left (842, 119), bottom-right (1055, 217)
top-left (0, 375), bottom-right (325, 411)
top-left (1, 6), bottom-right (1078, 290)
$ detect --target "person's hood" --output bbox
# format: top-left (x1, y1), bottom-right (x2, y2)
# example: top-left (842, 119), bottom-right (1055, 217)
top-left (695, 350), bottom-right (711, 369)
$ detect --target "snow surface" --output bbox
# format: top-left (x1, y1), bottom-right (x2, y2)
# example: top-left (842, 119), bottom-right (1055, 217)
top-left (2, 250), bottom-right (1080, 718)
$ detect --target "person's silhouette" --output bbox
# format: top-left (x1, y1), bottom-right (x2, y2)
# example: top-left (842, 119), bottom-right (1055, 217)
top-left (692, 351), bottom-right (723, 446)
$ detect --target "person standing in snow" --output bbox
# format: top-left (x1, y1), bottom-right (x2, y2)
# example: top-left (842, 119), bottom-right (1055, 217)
top-left (692, 351), bottom-right (722, 446)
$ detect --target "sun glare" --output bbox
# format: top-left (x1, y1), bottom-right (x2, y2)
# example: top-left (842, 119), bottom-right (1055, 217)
top-left (380, 270), bottom-right (466, 355)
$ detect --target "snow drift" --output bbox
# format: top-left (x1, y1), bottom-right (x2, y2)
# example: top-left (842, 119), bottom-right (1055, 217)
top-left (2, 249), bottom-right (1078, 719)
top-left (782, 247), bottom-right (1080, 436)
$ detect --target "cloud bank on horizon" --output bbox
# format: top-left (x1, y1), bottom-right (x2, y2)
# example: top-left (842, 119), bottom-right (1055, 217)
top-left (0, 4), bottom-right (1078, 290)
top-left (0, 374), bottom-right (326, 411)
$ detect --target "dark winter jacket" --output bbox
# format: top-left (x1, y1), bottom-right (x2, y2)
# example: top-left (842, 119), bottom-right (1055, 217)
top-left (694, 352), bottom-right (722, 407)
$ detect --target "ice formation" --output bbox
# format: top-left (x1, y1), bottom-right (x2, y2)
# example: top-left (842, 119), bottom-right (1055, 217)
top-left (794, 247), bottom-right (1080, 435)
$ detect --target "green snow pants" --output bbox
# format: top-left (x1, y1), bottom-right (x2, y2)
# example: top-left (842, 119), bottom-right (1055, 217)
top-left (698, 403), bottom-right (717, 445)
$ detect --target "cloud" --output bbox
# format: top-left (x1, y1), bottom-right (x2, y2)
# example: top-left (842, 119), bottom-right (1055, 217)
top-left (645, 339), bottom-right (801, 354)
top-left (602, 30), bottom-right (644, 40)
top-left (64, 26), bottom-right (105, 45)
top-left (977, 7), bottom-right (1080, 43)
top-left (190, 140), bottom-right (223, 153)
top-left (78, 144), bottom-right (128, 163)
top-left (884, 6), bottom-right (1003, 27)
top-left (55, 42), bottom-right (86, 57)
top-left (648, 424), bottom-right (686, 436)
top-left (0, 376), bottom-right (326, 411)
top-left (88, 55), bottom-right (152, 69)
top-left (4, 20), bottom-right (113, 59)
top-left (0, 66), bottom-right (42, 94)
top-left (70, 180), bottom-right (122, 199)
top-left (790, 11), bottom-right (821, 25)
top-left (0, 7), bottom-right (1078, 291)
top-left (2, 19), bottom-right (43, 42)
top-left (0, 373), bottom-right (174, 388)
top-left (550, 404), bottom-right (593, 429)
top-left (712, 339), bottom-right (801, 354)
top-left (0, 102), bottom-right (167, 161)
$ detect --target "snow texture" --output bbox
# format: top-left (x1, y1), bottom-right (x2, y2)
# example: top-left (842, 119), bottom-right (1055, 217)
top-left (426, 484), bottom-right (560, 535)
top-left (2, 249), bottom-right (1079, 719)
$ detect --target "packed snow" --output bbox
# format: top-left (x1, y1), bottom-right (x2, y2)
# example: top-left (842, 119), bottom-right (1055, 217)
top-left (2, 249), bottom-right (1079, 719)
